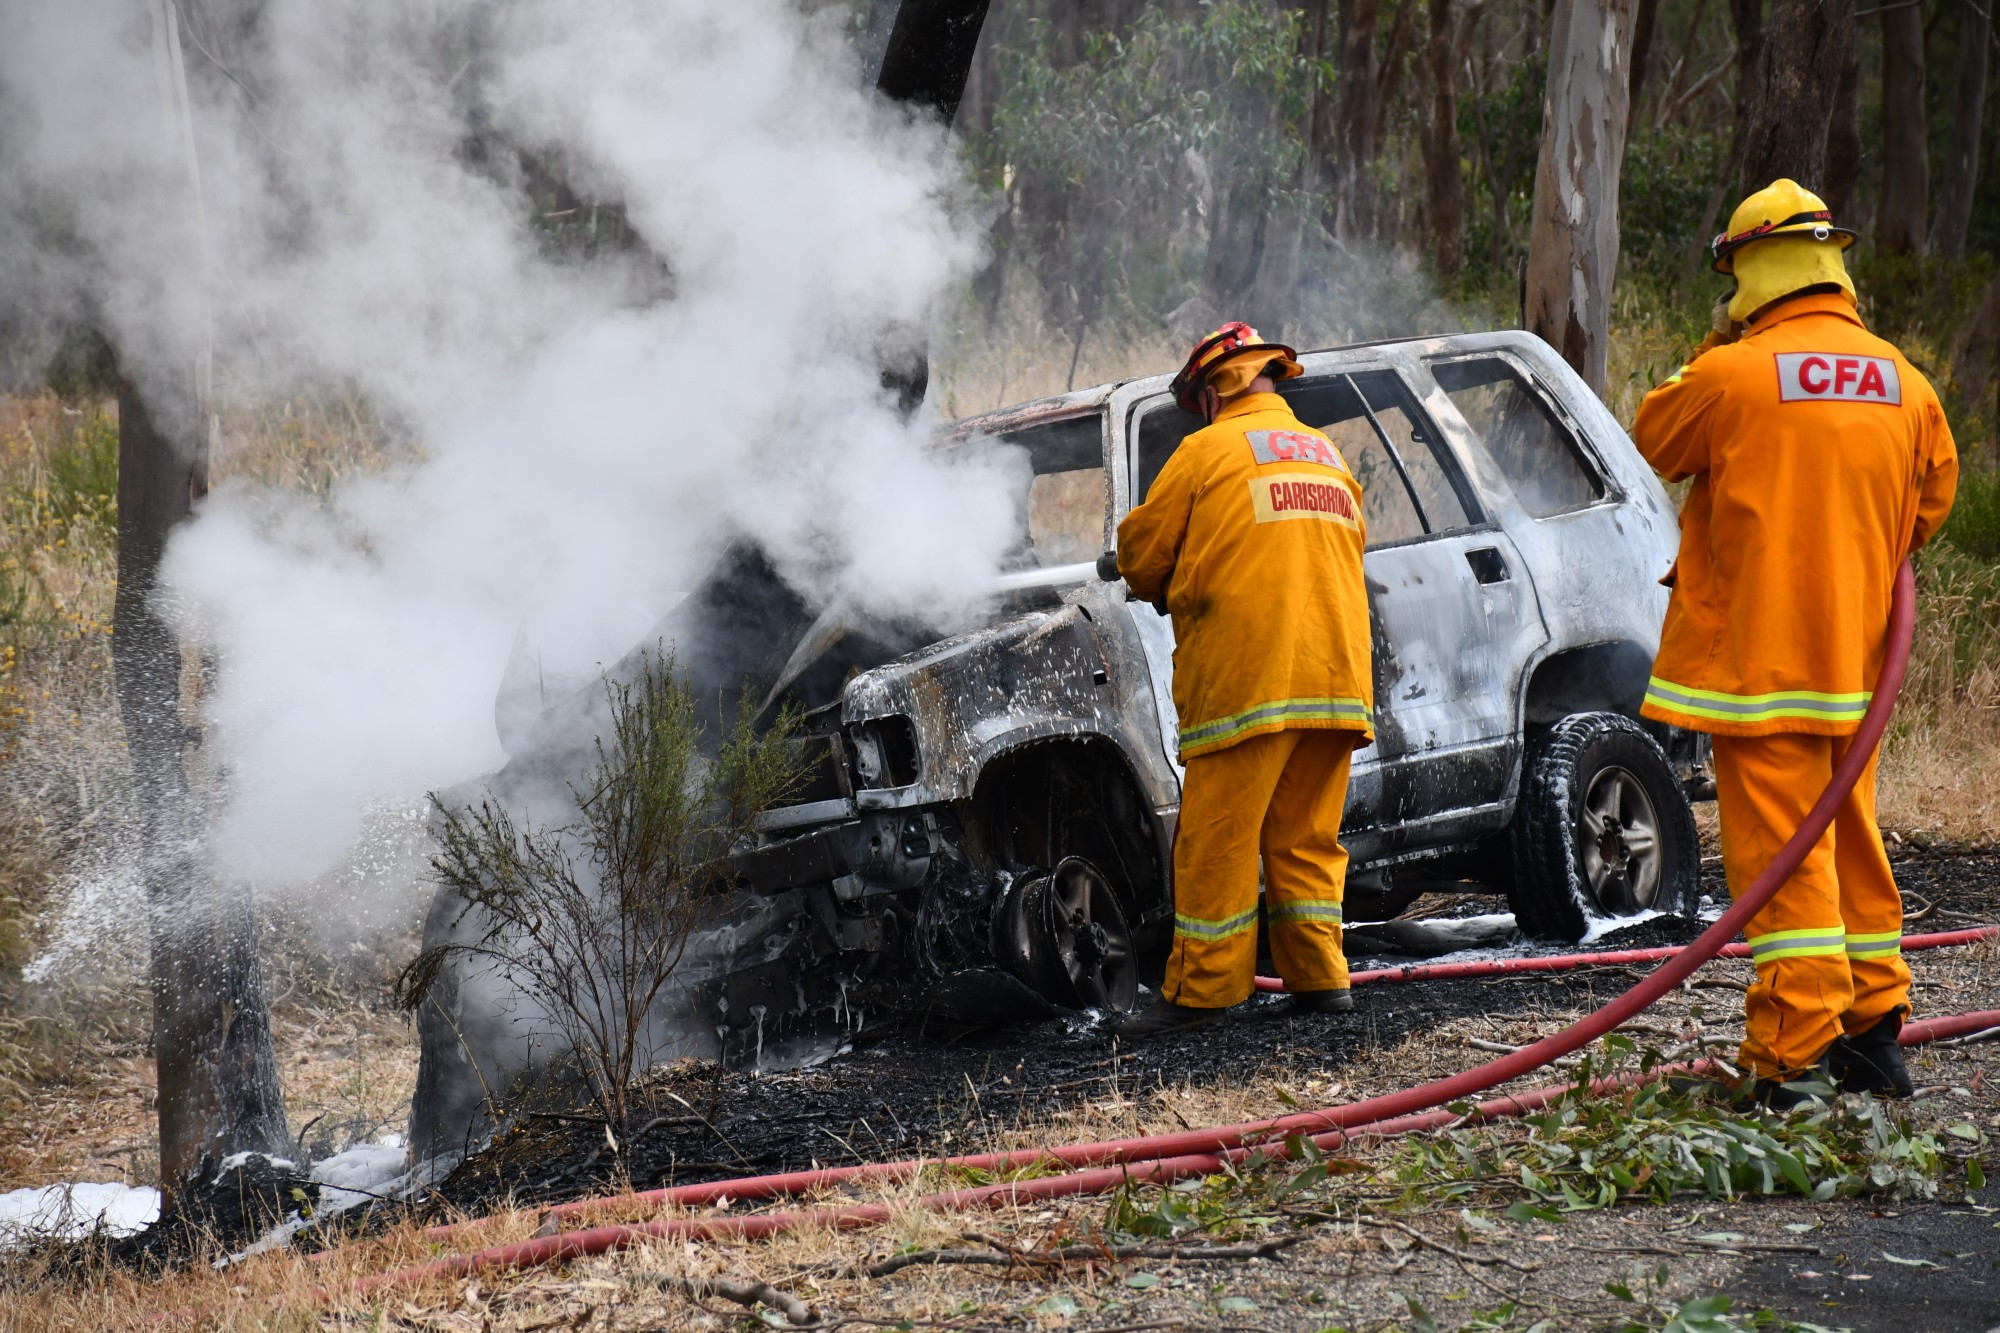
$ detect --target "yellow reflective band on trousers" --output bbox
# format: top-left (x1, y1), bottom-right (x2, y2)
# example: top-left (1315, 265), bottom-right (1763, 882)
top-left (1163, 730), bottom-right (1357, 1008)
top-left (1845, 929), bottom-right (1902, 959)
top-left (1746, 926), bottom-right (1848, 963)
top-left (1179, 696), bottom-right (1371, 756)
top-left (1173, 905), bottom-right (1258, 941)
top-left (1266, 899), bottom-right (1343, 925)
top-left (1645, 677), bottom-right (1871, 728)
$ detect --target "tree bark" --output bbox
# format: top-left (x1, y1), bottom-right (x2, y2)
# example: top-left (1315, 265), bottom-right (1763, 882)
top-left (1627, 0), bottom-right (1661, 117)
top-left (1524, 0), bottom-right (1638, 395)
top-left (1875, 0), bottom-right (1928, 252)
top-left (1302, 0), bottom-right (1341, 211)
top-left (1739, 0), bottom-right (1854, 192)
top-left (1423, 0), bottom-right (1468, 275)
top-left (1955, 273), bottom-right (2000, 463)
top-left (1931, 0), bottom-right (1990, 258)
top-left (119, 0), bottom-right (289, 1206)
top-left (1821, 31), bottom-right (1862, 220)
top-left (1333, 0), bottom-right (1382, 239)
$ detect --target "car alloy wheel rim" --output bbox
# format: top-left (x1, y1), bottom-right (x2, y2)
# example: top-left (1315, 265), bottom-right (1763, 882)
top-left (1577, 765), bottom-right (1662, 916)
top-left (1029, 857), bottom-right (1139, 1013)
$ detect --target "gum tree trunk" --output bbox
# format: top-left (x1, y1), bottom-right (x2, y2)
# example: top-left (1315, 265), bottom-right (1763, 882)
top-left (1740, 0), bottom-right (1855, 192)
top-left (120, 0), bottom-right (289, 1204)
top-left (1932, 0), bottom-right (1990, 258)
top-left (1524, 0), bottom-right (1638, 396)
top-left (1332, 0), bottom-right (1381, 239)
top-left (1875, 0), bottom-right (1928, 252)
top-left (1422, 0), bottom-right (1467, 276)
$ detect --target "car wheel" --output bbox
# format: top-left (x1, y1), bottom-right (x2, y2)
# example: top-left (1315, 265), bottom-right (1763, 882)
top-left (1510, 711), bottom-right (1698, 942)
top-left (990, 857), bottom-right (1140, 1013)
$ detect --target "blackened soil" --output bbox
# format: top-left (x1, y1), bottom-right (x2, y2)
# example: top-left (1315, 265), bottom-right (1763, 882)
top-left (419, 849), bottom-right (2000, 1224)
top-left (1727, 1184), bottom-right (2000, 1333)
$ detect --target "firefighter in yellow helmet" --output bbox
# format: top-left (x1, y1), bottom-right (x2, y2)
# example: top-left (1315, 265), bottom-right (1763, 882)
top-left (1634, 181), bottom-right (1958, 1104)
top-left (1108, 323), bottom-right (1374, 1038)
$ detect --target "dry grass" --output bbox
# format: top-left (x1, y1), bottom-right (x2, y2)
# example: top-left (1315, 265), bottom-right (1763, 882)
top-left (0, 938), bottom-right (1992, 1332)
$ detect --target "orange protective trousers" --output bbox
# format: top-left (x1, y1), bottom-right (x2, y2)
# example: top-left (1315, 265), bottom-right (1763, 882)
top-left (1162, 729), bottom-right (1358, 1008)
top-left (1712, 733), bottom-right (1910, 1078)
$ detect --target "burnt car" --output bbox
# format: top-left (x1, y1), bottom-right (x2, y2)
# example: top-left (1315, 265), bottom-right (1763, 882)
top-left (410, 330), bottom-right (1701, 1156)
top-left (714, 331), bottom-right (1702, 1025)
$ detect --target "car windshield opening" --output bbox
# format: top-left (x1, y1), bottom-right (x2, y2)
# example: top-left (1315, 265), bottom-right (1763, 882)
top-left (982, 414), bottom-right (1106, 571)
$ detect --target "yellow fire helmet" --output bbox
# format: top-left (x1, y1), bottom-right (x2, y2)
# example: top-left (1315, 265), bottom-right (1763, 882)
top-left (1170, 322), bottom-right (1302, 412)
top-left (1710, 179), bottom-right (1857, 322)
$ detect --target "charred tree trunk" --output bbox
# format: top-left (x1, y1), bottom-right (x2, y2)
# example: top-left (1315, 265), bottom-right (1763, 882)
top-left (125, 0), bottom-right (289, 1202)
top-left (1524, 0), bottom-right (1638, 395)
top-left (872, 0), bottom-right (993, 410)
top-left (1628, 0), bottom-right (1661, 116)
top-left (1876, 0), bottom-right (1929, 252)
top-left (1423, 0), bottom-right (1468, 275)
top-left (1956, 273), bottom-right (2000, 462)
top-left (1932, 0), bottom-right (1990, 258)
top-left (1821, 34), bottom-right (1862, 219)
top-left (1333, 0), bottom-right (1382, 239)
top-left (1740, 0), bottom-right (1854, 192)
top-left (1303, 0), bottom-right (1342, 210)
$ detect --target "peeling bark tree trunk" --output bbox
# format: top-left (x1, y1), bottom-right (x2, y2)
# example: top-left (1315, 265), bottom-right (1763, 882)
top-left (1423, 0), bottom-right (1467, 276)
top-left (1875, 0), bottom-right (1928, 252)
top-left (122, 0), bottom-right (289, 1205)
top-left (1740, 0), bottom-right (1855, 191)
top-left (1932, 0), bottom-right (1990, 258)
top-left (1524, 0), bottom-right (1638, 396)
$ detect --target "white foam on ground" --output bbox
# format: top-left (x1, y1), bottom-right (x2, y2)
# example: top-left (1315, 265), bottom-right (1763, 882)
top-left (310, 1136), bottom-right (409, 1212)
top-left (0, 1182), bottom-right (160, 1246)
top-left (1581, 907), bottom-right (1666, 944)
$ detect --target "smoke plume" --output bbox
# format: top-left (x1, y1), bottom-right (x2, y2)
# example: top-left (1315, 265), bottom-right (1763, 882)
top-left (1, 0), bottom-right (1020, 887)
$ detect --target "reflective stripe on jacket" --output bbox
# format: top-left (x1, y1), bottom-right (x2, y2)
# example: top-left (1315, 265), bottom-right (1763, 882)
top-left (1116, 392), bottom-right (1374, 759)
top-left (1634, 293), bottom-right (1958, 738)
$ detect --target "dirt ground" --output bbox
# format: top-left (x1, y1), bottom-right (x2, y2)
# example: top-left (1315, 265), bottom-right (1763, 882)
top-left (3, 851), bottom-right (1998, 1331)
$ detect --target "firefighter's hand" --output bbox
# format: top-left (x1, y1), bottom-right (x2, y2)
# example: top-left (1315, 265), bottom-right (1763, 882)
top-left (1095, 549), bottom-right (1122, 583)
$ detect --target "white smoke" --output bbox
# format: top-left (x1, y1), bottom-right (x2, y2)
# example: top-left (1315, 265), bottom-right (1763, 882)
top-left (2, 0), bottom-right (1020, 886)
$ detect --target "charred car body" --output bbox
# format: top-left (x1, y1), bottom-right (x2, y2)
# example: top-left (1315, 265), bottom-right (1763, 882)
top-left (410, 331), bottom-right (1702, 1159)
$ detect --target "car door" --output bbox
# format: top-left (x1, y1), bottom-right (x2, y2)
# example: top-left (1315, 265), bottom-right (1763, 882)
top-left (1116, 359), bottom-right (1550, 855)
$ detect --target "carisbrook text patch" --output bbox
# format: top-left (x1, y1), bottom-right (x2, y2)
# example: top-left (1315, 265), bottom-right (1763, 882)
top-left (1246, 429), bottom-right (1349, 472)
top-left (1250, 472), bottom-right (1361, 527)
top-left (1774, 352), bottom-right (1902, 405)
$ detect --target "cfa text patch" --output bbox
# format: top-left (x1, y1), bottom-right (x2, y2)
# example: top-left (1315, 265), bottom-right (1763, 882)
top-left (1774, 352), bottom-right (1902, 404)
top-left (1246, 429), bottom-right (1349, 472)
top-left (1250, 472), bottom-right (1361, 528)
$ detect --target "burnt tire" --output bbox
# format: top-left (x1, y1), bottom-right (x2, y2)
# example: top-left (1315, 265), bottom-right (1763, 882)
top-left (1509, 711), bottom-right (1698, 942)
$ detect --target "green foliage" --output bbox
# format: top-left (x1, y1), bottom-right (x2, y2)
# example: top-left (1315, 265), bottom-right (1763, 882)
top-left (1393, 1041), bottom-right (1969, 1210)
top-left (1935, 468), bottom-right (2000, 563)
top-left (1453, 51), bottom-right (1544, 289)
top-left (398, 649), bottom-right (805, 1131)
top-left (1617, 125), bottom-right (1729, 295)
top-left (982, 1), bottom-right (1324, 327)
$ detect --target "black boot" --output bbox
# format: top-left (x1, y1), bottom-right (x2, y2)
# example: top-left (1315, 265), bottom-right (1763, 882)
top-left (1109, 998), bottom-right (1222, 1039)
top-left (1829, 1009), bottom-right (1915, 1098)
top-left (1285, 988), bottom-right (1354, 1015)
top-left (1749, 1069), bottom-right (1835, 1111)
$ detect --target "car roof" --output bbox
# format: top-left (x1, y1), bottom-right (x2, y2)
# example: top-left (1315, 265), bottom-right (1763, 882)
top-left (942, 331), bottom-right (1483, 439)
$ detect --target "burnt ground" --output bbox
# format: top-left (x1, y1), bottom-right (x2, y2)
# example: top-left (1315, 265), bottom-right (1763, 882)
top-left (112, 847), bottom-right (2000, 1326)
top-left (422, 846), bottom-right (2000, 1218)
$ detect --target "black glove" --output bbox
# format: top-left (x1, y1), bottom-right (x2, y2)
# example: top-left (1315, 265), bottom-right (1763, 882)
top-left (1095, 549), bottom-right (1122, 582)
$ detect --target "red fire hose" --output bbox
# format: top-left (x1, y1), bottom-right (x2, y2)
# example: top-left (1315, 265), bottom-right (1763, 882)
top-left (291, 561), bottom-right (1988, 1305)
top-left (1256, 924), bottom-right (2000, 992)
top-left (324, 1006), bottom-right (1997, 1304)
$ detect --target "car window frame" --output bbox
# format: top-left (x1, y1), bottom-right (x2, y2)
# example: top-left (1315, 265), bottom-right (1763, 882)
top-left (1421, 349), bottom-right (1620, 517)
top-left (1116, 364), bottom-right (1498, 555)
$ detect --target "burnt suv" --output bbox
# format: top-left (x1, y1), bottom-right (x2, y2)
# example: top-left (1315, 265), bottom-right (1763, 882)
top-left (713, 332), bottom-right (1702, 1028)
top-left (411, 331), bottom-right (1703, 1153)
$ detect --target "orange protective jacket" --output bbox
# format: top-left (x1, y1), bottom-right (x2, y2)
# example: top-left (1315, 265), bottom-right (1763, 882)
top-left (1635, 292), bottom-right (1958, 737)
top-left (1116, 392), bottom-right (1373, 758)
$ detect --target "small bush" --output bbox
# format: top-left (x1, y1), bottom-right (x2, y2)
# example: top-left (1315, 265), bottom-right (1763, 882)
top-left (397, 649), bottom-right (805, 1133)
